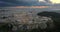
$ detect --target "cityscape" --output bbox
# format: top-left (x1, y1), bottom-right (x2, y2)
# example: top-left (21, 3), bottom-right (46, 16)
top-left (0, 7), bottom-right (58, 32)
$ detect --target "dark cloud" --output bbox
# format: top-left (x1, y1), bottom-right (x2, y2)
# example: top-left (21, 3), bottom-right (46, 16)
top-left (45, 0), bottom-right (50, 3)
top-left (0, 0), bottom-right (52, 7)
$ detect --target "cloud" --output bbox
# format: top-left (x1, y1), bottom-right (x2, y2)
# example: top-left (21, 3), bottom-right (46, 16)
top-left (0, 0), bottom-right (52, 7)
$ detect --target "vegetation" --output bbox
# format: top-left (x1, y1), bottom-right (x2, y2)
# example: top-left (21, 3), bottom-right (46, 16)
top-left (37, 11), bottom-right (60, 32)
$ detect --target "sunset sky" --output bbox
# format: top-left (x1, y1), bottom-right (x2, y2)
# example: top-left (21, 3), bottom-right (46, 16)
top-left (50, 0), bottom-right (60, 4)
top-left (39, 0), bottom-right (60, 4)
top-left (0, 0), bottom-right (60, 7)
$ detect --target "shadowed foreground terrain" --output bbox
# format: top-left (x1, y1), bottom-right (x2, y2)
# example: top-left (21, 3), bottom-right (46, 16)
top-left (37, 11), bottom-right (60, 32)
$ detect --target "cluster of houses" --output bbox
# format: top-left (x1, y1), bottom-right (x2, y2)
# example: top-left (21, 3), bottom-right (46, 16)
top-left (10, 12), bottom-right (53, 31)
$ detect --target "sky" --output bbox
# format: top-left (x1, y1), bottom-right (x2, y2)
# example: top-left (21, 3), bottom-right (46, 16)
top-left (0, 0), bottom-right (60, 7)
top-left (50, 0), bottom-right (60, 4)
